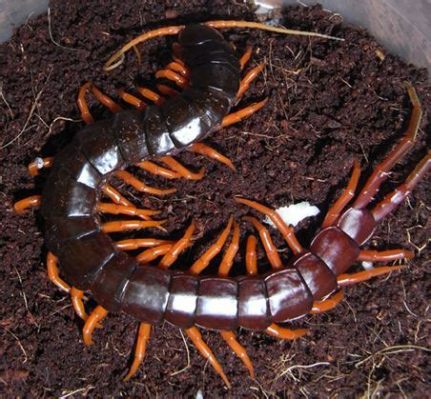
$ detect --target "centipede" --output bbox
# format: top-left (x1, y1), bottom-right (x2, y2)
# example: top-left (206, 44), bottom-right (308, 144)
top-left (13, 19), bottom-right (430, 388)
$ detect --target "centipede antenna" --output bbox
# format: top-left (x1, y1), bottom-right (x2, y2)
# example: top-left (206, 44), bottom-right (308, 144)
top-left (104, 20), bottom-right (343, 72)
top-left (204, 20), bottom-right (344, 41)
top-left (104, 25), bottom-right (185, 71)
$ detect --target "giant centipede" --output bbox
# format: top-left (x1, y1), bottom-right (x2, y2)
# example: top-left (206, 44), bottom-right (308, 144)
top-left (13, 20), bottom-right (431, 387)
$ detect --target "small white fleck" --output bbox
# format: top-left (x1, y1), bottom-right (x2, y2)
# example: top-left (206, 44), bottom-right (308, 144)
top-left (195, 389), bottom-right (204, 399)
top-left (34, 157), bottom-right (44, 169)
top-left (264, 201), bottom-right (320, 227)
top-left (362, 261), bottom-right (374, 270)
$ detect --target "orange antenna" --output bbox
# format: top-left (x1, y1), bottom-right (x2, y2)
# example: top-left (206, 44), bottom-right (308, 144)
top-left (103, 20), bottom-right (343, 72)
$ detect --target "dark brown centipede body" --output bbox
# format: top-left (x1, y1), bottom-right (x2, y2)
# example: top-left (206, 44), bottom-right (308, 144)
top-left (13, 20), bottom-right (431, 386)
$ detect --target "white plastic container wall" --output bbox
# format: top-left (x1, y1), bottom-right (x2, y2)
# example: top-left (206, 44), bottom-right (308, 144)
top-left (1, 0), bottom-right (430, 75)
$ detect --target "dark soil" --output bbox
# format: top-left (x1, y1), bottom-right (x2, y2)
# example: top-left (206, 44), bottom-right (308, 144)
top-left (1, 1), bottom-right (430, 398)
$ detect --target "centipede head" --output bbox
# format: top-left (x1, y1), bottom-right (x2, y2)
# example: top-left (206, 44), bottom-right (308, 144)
top-left (178, 24), bottom-right (224, 47)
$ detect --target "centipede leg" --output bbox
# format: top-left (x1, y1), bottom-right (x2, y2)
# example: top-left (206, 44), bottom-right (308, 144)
top-left (13, 195), bottom-right (41, 214)
top-left (97, 202), bottom-right (160, 221)
top-left (137, 244), bottom-right (173, 264)
top-left (137, 86), bottom-right (164, 106)
top-left (70, 287), bottom-right (88, 320)
top-left (77, 82), bottom-right (122, 124)
top-left (137, 160), bottom-right (181, 179)
top-left (189, 217), bottom-right (233, 275)
top-left (220, 331), bottom-right (254, 379)
top-left (160, 156), bottom-right (205, 180)
top-left (82, 305), bottom-right (108, 346)
top-left (156, 84), bottom-right (179, 97)
top-left (27, 156), bottom-right (54, 176)
top-left (101, 219), bottom-right (165, 234)
top-left (158, 221), bottom-right (196, 269)
top-left (165, 61), bottom-right (189, 78)
top-left (46, 252), bottom-right (70, 293)
top-left (310, 290), bottom-right (344, 314)
top-left (124, 323), bottom-right (152, 381)
top-left (337, 265), bottom-right (405, 286)
top-left (221, 98), bottom-right (268, 128)
top-left (101, 184), bottom-right (134, 207)
top-left (237, 63), bottom-right (264, 99)
top-left (245, 235), bottom-right (258, 276)
top-left (185, 326), bottom-right (231, 388)
top-left (265, 324), bottom-right (308, 340)
top-left (239, 46), bottom-right (253, 70)
top-left (115, 170), bottom-right (177, 196)
top-left (243, 216), bottom-right (282, 269)
top-left (235, 197), bottom-right (303, 255)
top-left (322, 160), bottom-right (361, 227)
top-left (117, 89), bottom-right (147, 111)
top-left (371, 151), bottom-right (431, 222)
top-left (358, 249), bottom-right (415, 262)
top-left (218, 221), bottom-right (240, 277)
top-left (188, 143), bottom-right (236, 171)
top-left (115, 238), bottom-right (172, 251)
top-left (353, 83), bottom-right (422, 209)
top-left (155, 69), bottom-right (187, 88)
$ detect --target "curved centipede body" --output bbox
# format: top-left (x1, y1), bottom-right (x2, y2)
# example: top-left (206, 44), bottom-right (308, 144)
top-left (13, 20), bottom-right (431, 388)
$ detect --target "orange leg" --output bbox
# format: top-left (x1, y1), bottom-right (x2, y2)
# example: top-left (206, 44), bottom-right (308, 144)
top-left (137, 244), bottom-right (173, 264)
top-left (82, 305), bottom-right (108, 346)
top-left (188, 143), bottom-right (236, 171)
top-left (136, 160), bottom-right (181, 179)
top-left (239, 46), bottom-right (253, 71)
top-left (70, 287), bottom-right (88, 320)
top-left (77, 82), bottom-right (122, 124)
top-left (28, 156), bottom-right (53, 176)
top-left (221, 98), bottom-right (268, 128)
top-left (265, 324), bottom-right (308, 340)
top-left (189, 217), bottom-right (233, 275)
top-left (158, 221), bottom-right (196, 269)
top-left (137, 86), bottom-right (164, 106)
top-left (337, 265), bottom-right (405, 286)
top-left (243, 216), bottom-right (282, 269)
top-left (220, 331), bottom-right (254, 379)
top-left (124, 323), bottom-right (152, 381)
top-left (155, 69), bottom-right (187, 88)
top-left (235, 197), bottom-right (303, 255)
top-left (115, 238), bottom-right (172, 251)
top-left (358, 249), bottom-right (414, 262)
top-left (218, 221), bottom-right (240, 277)
top-left (101, 184), bottom-right (134, 207)
top-left (372, 150), bottom-right (431, 222)
top-left (185, 326), bottom-right (231, 389)
top-left (13, 195), bottom-right (41, 214)
top-left (310, 290), bottom-right (344, 314)
top-left (46, 252), bottom-right (70, 293)
top-left (166, 61), bottom-right (189, 77)
top-left (96, 202), bottom-right (159, 221)
top-left (245, 235), bottom-right (258, 276)
top-left (117, 89), bottom-right (146, 111)
top-left (322, 160), bottom-right (361, 228)
top-left (115, 170), bottom-right (177, 196)
top-left (353, 83), bottom-right (422, 209)
top-left (236, 64), bottom-right (264, 99)
top-left (160, 156), bottom-right (205, 180)
top-left (101, 220), bottom-right (165, 234)
top-left (156, 84), bottom-right (179, 97)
